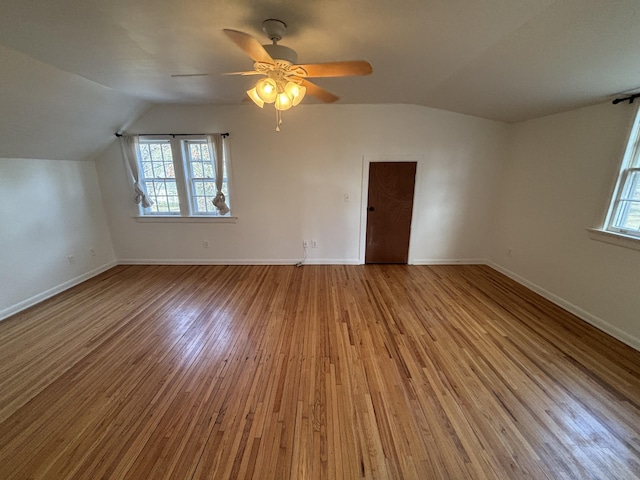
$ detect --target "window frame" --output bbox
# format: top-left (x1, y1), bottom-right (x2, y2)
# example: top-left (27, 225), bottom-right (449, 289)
top-left (137, 138), bottom-right (182, 215)
top-left (135, 134), bottom-right (234, 219)
top-left (603, 105), bottom-right (640, 240)
top-left (608, 167), bottom-right (640, 236)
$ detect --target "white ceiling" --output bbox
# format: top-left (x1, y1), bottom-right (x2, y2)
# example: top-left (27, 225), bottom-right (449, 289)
top-left (0, 0), bottom-right (639, 159)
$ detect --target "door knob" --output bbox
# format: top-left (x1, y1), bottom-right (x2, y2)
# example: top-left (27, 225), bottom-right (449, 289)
top-left (368, 206), bottom-right (375, 211)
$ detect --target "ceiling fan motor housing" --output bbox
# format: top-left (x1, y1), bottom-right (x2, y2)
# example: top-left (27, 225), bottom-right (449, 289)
top-left (263, 44), bottom-right (297, 64)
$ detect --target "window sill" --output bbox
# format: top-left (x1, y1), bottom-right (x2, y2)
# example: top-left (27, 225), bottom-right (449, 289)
top-left (135, 215), bottom-right (238, 224)
top-left (587, 228), bottom-right (640, 252)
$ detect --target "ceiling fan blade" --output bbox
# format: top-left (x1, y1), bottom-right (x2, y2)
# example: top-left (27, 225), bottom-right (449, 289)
top-left (295, 61), bottom-right (372, 78)
top-left (221, 71), bottom-right (265, 76)
top-left (171, 73), bottom-right (209, 78)
top-left (300, 79), bottom-right (339, 103)
top-left (223, 29), bottom-right (274, 64)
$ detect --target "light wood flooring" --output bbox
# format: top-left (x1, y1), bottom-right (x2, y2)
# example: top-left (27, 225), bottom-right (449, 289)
top-left (0, 264), bottom-right (639, 479)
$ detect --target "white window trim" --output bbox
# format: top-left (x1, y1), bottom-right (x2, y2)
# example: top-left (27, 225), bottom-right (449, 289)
top-left (587, 227), bottom-right (640, 251)
top-left (136, 134), bottom-right (233, 219)
top-left (590, 103), bottom-right (640, 249)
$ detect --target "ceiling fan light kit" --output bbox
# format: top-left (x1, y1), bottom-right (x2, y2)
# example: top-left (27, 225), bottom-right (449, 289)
top-left (223, 19), bottom-right (372, 131)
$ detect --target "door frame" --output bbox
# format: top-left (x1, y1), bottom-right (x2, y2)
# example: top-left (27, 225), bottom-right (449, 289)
top-left (358, 154), bottom-right (423, 265)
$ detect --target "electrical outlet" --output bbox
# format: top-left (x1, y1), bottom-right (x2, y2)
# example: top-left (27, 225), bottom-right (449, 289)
top-left (89, 248), bottom-right (96, 257)
top-left (303, 240), bottom-right (309, 248)
top-left (312, 240), bottom-right (318, 248)
top-left (67, 255), bottom-right (75, 264)
top-left (203, 240), bottom-right (210, 248)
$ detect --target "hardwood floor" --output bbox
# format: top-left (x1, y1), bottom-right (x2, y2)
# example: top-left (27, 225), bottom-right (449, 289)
top-left (0, 264), bottom-right (639, 479)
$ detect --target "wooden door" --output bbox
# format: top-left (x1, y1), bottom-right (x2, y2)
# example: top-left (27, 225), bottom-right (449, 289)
top-left (365, 162), bottom-right (417, 264)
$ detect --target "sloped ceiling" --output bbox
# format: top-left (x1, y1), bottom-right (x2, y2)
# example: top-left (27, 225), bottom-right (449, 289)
top-left (0, 0), bottom-right (639, 160)
top-left (0, 45), bottom-right (147, 161)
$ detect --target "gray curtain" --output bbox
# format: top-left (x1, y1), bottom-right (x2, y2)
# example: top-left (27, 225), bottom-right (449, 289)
top-left (207, 134), bottom-right (230, 215)
top-left (120, 135), bottom-right (153, 208)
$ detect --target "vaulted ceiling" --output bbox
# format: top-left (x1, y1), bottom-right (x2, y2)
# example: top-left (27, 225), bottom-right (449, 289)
top-left (1, 0), bottom-right (639, 160)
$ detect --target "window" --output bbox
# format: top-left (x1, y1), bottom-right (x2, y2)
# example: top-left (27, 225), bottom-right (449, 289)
top-left (136, 135), bottom-right (231, 217)
top-left (185, 140), bottom-right (230, 215)
top-left (139, 139), bottom-right (180, 214)
top-left (604, 107), bottom-right (640, 239)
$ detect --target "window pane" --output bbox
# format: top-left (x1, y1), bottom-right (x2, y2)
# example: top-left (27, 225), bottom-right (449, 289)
top-left (139, 144), bottom-right (151, 162)
top-left (196, 197), bottom-right (207, 212)
top-left (204, 181), bottom-right (215, 196)
top-left (194, 181), bottom-right (204, 196)
top-left (629, 203), bottom-right (640, 230)
top-left (203, 163), bottom-right (214, 178)
top-left (162, 143), bottom-right (172, 159)
top-left (152, 162), bottom-right (165, 178)
top-left (168, 196), bottom-right (181, 212)
top-left (150, 143), bottom-right (163, 162)
top-left (166, 182), bottom-right (178, 196)
top-left (613, 170), bottom-right (640, 232)
top-left (156, 197), bottom-right (169, 211)
top-left (614, 200), bottom-right (640, 230)
top-left (165, 163), bottom-right (175, 178)
top-left (144, 181), bottom-right (155, 195)
top-left (190, 144), bottom-right (201, 161)
top-left (142, 161), bottom-right (153, 178)
top-left (192, 162), bottom-right (204, 178)
top-left (202, 145), bottom-right (211, 161)
top-left (624, 171), bottom-right (640, 200)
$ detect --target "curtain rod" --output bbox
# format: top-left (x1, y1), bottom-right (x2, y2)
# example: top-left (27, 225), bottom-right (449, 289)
top-left (115, 132), bottom-right (229, 138)
top-left (612, 93), bottom-right (640, 105)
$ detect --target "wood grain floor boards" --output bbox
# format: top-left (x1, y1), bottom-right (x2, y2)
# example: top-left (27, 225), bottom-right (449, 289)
top-left (0, 264), bottom-right (639, 479)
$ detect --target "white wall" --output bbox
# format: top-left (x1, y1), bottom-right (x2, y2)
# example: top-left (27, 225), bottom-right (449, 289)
top-left (489, 101), bottom-right (640, 348)
top-left (95, 104), bottom-right (508, 264)
top-left (0, 158), bottom-right (116, 319)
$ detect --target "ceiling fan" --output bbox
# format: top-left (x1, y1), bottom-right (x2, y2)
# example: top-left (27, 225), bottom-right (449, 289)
top-left (179, 19), bottom-right (372, 131)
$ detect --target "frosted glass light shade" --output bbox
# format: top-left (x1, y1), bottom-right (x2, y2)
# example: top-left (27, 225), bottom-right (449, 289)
top-left (246, 87), bottom-right (264, 108)
top-left (256, 78), bottom-right (277, 103)
top-left (275, 92), bottom-right (293, 111)
top-left (285, 82), bottom-right (306, 106)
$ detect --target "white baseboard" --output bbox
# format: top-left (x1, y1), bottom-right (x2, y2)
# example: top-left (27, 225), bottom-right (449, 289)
top-left (118, 258), bottom-right (361, 266)
top-left (119, 258), bottom-right (295, 265)
top-left (411, 258), bottom-right (486, 265)
top-left (488, 261), bottom-right (640, 352)
top-left (122, 258), bottom-right (482, 266)
top-left (300, 259), bottom-right (361, 265)
top-left (0, 261), bottom-right (118, 322)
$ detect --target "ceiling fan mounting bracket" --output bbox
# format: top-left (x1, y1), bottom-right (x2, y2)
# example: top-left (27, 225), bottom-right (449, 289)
top-left (262, 19), bottom-right (287, 43)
